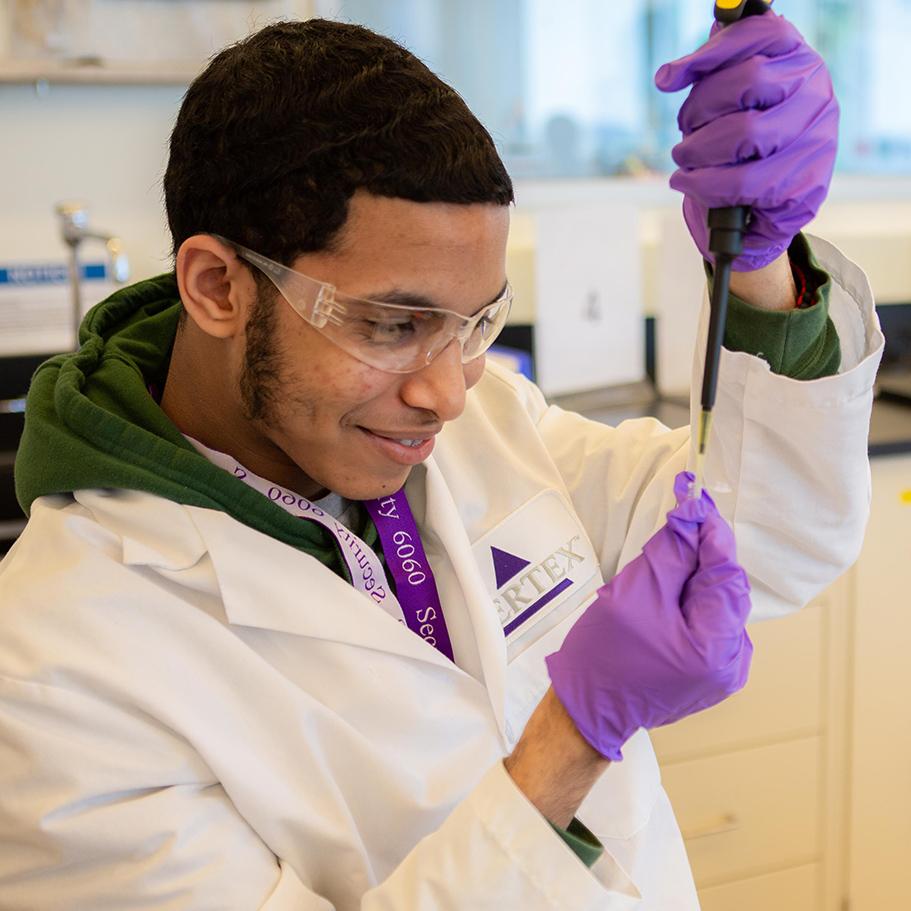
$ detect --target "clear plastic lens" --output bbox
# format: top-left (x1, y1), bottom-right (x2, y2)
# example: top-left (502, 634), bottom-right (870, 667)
top-left (463, 299), bottom-right (510, 360)
top-left (339, 299), bottom-right (443, 351)
top-left (335, 295), bottom-right (504, 370)
top-left (334, 295), bottom-right (511, 370)
top-left (222, 237), bottom-right (512, 372)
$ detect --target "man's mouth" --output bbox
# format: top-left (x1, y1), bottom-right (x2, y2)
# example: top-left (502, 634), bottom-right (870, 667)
top-left (358, 427), bottom-right (439, 464)
top-left (378, 436), bottom-right (424, 448)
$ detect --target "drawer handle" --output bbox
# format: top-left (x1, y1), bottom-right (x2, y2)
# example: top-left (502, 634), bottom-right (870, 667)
top-left (583, 291), bottom-right (602, 322)
top-left (682, 813), bottom-right (741, 840)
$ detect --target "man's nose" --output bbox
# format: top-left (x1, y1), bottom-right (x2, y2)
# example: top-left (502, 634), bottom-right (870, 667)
top-left (398, 339), bottom-right (468, 424)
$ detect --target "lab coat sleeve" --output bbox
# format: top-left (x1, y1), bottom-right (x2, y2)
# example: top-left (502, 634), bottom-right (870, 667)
top-left (0, 668), bottom-right (640, 910)
top-left (361, 759), bottom-right (640, 910)
top-left (514, 236), bottom-right (883, 620)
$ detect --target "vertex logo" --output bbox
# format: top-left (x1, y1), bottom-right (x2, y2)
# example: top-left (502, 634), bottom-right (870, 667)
top-left (492, 536), bottom-right (586, 636)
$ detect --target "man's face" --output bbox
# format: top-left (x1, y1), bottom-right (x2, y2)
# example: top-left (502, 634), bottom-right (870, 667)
top-left (239, 192), bottom-right (510, 501)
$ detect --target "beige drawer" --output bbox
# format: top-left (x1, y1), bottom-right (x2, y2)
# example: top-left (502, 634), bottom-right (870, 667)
top-left (661, 737), bottom-right (820, 886)
top-left (651, 604), bottom-right (823, 762)
top-left (698, 863), bottom-right (819, 911)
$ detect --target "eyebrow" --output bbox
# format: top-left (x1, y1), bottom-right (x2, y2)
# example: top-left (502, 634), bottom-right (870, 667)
top-left (367, 281), bottom-right (510, 316)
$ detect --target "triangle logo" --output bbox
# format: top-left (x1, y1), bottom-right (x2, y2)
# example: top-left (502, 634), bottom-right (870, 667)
top-left (491, 546), bottom-right (531, 590)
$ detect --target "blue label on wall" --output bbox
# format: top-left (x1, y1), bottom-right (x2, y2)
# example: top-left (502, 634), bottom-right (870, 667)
top-left (0, 263), bottom-right (107, 286)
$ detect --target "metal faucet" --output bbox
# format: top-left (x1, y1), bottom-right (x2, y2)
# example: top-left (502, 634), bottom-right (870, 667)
top-left (55, 202), bottom-right (130, 348)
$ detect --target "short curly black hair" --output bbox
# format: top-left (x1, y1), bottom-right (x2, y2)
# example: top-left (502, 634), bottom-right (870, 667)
top-left (164, 18), bottom-right (514, 266)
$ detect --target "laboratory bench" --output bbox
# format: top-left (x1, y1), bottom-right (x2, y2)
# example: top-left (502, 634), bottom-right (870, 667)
top-left (868, 393), bottom-right (911, 455)
top-left (553, 380), bottom-right (911, 458)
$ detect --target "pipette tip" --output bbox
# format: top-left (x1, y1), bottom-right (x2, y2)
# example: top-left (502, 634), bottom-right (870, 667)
top-left (689, 408), bottom-right (713, 500)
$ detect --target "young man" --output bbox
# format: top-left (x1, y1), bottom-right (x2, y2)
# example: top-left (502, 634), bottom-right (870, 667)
top-left (0, 15), bottom-right (882, 910)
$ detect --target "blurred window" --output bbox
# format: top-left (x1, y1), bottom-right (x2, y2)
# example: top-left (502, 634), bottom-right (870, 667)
top-left (315, 0), bottom-right (911, 176)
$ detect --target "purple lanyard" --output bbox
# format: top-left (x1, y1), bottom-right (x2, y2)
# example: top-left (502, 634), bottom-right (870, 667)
top-left (364, 491), bottom-right (454, 663)
top-left (185, 435), bottom-right (455, 663)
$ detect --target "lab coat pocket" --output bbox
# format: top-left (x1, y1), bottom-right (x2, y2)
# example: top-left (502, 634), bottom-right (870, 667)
top-left (576, 729), bottom-right (662, 841)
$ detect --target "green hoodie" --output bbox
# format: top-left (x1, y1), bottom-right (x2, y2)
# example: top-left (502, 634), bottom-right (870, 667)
top-left (14, 272), bottom-right (373, 581)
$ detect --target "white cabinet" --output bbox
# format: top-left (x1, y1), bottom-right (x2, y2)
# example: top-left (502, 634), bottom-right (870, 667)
top-left (650, 208), bottom-right (706, 396)
top-left (661, 737), bottom-right (821, 886)
top-left (698, 864), bottom-right (820, 911)
top-left (506, 205), bottom-right (644, 396)
top-left (847, 454), bottom-right (911, 911)
top-left (651, 603), bottom-right (824, 761)
top-left (651, 582), bottom-right (851, 910)
top-left (650, 454), bottom-right (911, 911)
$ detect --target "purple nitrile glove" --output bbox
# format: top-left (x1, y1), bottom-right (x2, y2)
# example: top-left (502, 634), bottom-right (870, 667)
top-left (545, 472), bottom-right (752, 761)
top-left (654, 11), bottom-right (839, 271)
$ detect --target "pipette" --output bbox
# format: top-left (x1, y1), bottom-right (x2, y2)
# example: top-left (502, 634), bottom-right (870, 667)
top-left (691, 0), bottom-right (773, 499)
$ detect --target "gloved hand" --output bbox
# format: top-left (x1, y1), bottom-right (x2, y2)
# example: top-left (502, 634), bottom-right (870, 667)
top-left (545, 472), bottom-right (752, 761)
top-left (654, 11), bottom-right (839, 271)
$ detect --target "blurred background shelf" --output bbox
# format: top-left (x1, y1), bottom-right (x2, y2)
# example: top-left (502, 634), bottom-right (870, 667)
top-left (0, 59), bottom-right (199, 86)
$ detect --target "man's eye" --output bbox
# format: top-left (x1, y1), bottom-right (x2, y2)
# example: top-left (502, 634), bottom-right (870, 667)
top-left (477, 312), bottom-right (495, 334)
top-left (362, 319), bottom-right (417, 344)
top-left (475, 308), bottom-right (501, 339)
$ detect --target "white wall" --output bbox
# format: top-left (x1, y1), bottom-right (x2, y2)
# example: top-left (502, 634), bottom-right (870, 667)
top-left (2, 76), bottom-right (911, 372)
top-left (0, 81), bottom-right (185, 279)
top-left (513, 175), bottom-right (911, 393)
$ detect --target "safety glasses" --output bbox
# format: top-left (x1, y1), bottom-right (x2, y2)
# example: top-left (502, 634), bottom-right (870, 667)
top-left (216, 236), bottom-right (513, 373)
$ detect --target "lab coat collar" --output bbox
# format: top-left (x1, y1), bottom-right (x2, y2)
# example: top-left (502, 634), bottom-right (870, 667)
top-left (185, 502), bottom-right (464, 677)
top-left (75, 489), bottom-right (208, 571)
top-left (110, 477), bottom-right (506, 730)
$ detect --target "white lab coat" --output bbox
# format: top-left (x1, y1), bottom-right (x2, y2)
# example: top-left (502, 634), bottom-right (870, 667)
top-left (0, 237), bottom-right (883, 910)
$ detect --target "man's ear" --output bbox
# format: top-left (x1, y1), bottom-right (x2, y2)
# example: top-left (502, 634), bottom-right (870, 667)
top-left (175, 235), bottom-right (255, 339)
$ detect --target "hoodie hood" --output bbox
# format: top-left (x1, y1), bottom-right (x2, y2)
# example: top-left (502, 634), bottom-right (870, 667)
top-left (15, 273), bottom-right (365, 578)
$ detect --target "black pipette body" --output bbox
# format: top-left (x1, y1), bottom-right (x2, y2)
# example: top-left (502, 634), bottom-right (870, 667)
top-left (700, 207), bottom-right (748, 419)
top-left (697, 0), bottom-right (773, 469)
